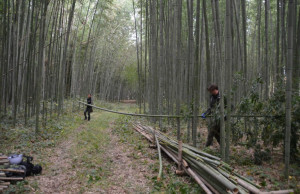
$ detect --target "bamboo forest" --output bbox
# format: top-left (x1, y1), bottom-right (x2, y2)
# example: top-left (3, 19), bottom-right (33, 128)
top-left (0, 0), bottom-right (299, 193)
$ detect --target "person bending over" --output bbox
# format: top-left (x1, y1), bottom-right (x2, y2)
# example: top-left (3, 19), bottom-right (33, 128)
top-left (201, 84), bottom-right (224, 147)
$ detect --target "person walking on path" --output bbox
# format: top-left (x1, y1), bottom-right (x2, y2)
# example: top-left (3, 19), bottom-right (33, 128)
top-left (201, 84), bottom-right (224, 147)
top-left (84, 94), bottom-right (93, 121)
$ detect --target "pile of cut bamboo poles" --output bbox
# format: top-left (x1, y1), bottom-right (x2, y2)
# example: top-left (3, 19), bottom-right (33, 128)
top-left (133, 123), bottom-right (294, 194)
top-left (0, 154), bottom-right (25, 193)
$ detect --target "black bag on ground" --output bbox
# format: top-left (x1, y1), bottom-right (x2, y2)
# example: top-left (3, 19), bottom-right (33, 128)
top-left (20, 156), bottom-right (42, 176)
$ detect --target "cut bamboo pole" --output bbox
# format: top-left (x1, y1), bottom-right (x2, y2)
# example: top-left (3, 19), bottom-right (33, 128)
top-left (236, 178), bottom-right (261, 194)
top-left (233, 171), bottom-right (261, 189)
top-left (155, 134), bottom-right (163, 181)
top-left (0, 182), bottom-right (10, 186)
top-left (260, 190), bottom-right (294, 194)
top-left (0, 159), bottom-right (9, 164)
top-left (185, 166), bottom-right (213, 194)
top-left (78, 101), bottom-right (280, 118)
top-left (132, 124), bottom-right (291, 194)
top-left (160, 146), bottom-right (179, 164)
top-left (177, 140), bottom-right (184, 173)
top-left (0, 169), bottom-right (25, 174)
top-left (161, 145), bottom-right (216, 194)
top-left (0, 177), bottom-right (24, 181)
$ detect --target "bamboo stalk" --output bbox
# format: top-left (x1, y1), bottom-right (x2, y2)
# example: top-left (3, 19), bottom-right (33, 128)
top-left (233, 171), bottom-right (261, 189)
top-left (260, 190), bottom-right (294, 194)
top-left (132, 124), bottom-right (298, 194)
top-left (136, 124), bottom-right (237, 191)
top-left (0, 169), bottom-right (25, 174)
top-left (0, 177), bottom-right (24, 181)
top-left (155, 134), bottom-right (163, 181)
top-left (135, 125), bottom-right (226, 193)
top-left (0, 160), bottom-right (9, 164)
top-left (78, 101), bottom-right (280, 118)
top-left (0, 182), bottom-right (10, 186)
top-left (185, 166), bottom-right (213, 194)
top-left (133, 124), bottom-right (154, 142)
top-left (140, 129), bottom-right (216, 193)
top-left (161, 145), bottom-right (217, 194)
top-left (160, 145), bottom-right (179, 164)
top-left (178, 140), bottom-right (183, 171)
top-left (236, 178), bottom-right (261, 194)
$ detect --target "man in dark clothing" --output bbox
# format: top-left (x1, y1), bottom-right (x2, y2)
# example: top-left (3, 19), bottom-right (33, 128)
top-left (84, 94), bottom-right (92, 121)
top-left (201, 84), bottom-right (222, 147)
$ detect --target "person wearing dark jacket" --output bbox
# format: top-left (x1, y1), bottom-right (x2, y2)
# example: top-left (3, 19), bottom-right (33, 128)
top-left (84, 94), bottom-right (92, 121)
top-left (201, 84), bottom-right (224, 147)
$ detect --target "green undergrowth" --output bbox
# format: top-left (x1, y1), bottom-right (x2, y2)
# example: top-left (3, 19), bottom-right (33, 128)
top-left (68, 111), bottom-right (116, 192)
top-left (0, 101), bottom-right (84, 193)
top-left (114, 115), bottom-right (204, 194)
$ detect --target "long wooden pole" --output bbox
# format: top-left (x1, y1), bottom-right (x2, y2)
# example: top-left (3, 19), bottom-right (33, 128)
top-left (78, 101), bottom-right (281, 118)
top-left (155, 133), bottom-right (163, 181)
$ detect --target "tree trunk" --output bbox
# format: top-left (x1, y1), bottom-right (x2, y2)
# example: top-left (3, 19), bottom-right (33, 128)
top-left (36, 0), bottom-right (49, 134)
top-left (265, 0), bottom-right (269, 99)
top-left (284, 0), bottom-right (295, 178)
top-left (225, 0), bottom-right (232, 162)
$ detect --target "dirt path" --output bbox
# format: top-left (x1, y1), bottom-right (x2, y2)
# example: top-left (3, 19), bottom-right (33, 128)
top-left (30, 112), bottom-right (154, 194)
top-left (33, 125), bottom-right (85, 193)
top-left (98, 126), bottom-right (154, 194)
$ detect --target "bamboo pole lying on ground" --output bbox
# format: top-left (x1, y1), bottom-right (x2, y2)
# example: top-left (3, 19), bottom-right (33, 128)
top-left (132, 123), bottom-right (294, 194)
top-left (157, 137), bottom-right (216, 193)
top-left (0, 182), bottom-right (10, 186)
top-left (260, 190), bottom-right (294, 194)
top-left (155, 134), bottom-right (163, 181)
top-left (78, 101), bottom-right (280, 118)
top-left (0, 159), bottom-right (9, 164)
top-left (0, 177), bottom-right (24, 181)
top-left (0, 169), bottom-right (25, 174)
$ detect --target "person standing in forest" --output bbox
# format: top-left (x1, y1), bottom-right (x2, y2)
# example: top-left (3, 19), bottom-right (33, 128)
top-left (201, 84), bottom-right (223, 147)
top-left (84, 94), bottom-right (93, 121)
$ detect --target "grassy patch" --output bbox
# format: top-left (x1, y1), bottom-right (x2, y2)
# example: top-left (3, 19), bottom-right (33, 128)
top-left (0, 101), bottom-right (84, 193)
top-left (69, 112), bottom-right (117, 191)
top-left (114, 115), bottom-right (204, 194)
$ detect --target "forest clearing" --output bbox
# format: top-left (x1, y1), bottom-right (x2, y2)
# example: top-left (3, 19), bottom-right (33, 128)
top-left (0, 0), bottom-right (300, 193)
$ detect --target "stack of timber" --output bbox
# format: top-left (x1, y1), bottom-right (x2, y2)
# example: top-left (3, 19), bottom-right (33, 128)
top-left (0, 154), bottom-right (25, 193)
top-left (133, 123), bottom-right (294, 194)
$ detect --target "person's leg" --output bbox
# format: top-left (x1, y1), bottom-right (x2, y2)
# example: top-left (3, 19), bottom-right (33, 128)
top-left (215, 128), bottom-right (221, 145)
top-left (84, 108), bottom-right (87, 120)
top-left (214, 124), bottom-right (221, 145)
top-left (88, 108), bottom-right (91, 121)
top-left (206, 128), bottom-right (216, 147)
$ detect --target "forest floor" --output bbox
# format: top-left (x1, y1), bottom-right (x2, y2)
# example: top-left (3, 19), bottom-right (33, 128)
top-left (0, 101), bottom-right (299, 193)
top-left (0, 102), bottom-right (201, 193)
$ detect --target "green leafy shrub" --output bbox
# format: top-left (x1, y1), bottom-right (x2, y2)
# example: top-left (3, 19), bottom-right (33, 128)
top-left (233, 80), bottom-right (300, 162)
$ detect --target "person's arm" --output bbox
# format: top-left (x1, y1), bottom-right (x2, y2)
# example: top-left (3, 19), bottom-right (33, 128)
top-left (204, 107), bottom-right (212, 115)
top-left (202, 96), bottom-right (213, 118)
